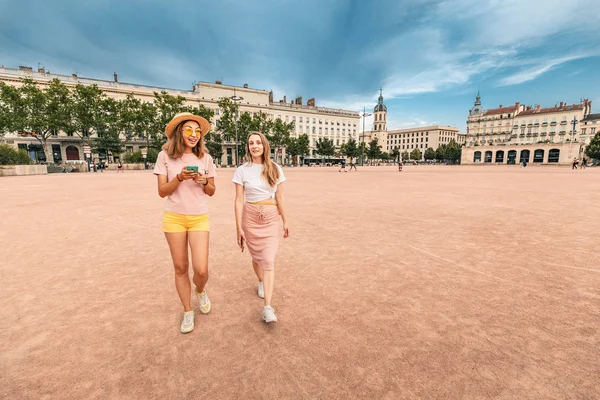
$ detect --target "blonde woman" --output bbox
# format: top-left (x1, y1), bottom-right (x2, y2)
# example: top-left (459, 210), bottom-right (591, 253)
top-left (233, 132), bottom-right (290, 323)
top-left (153, 112), bottom-right (217, 333)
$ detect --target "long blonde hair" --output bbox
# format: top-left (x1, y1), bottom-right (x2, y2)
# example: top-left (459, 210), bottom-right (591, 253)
top-left (162, 121), bottom-right (207, 159)
top-left (245, 132), bottom-right (280, 187)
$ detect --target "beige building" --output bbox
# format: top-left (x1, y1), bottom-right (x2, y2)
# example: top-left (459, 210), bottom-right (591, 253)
top-left (0, 65), bottom-right (360, 165)
top-left (360, 90), bottom-right (460, 160)
top-left (463, 93), bottom-right (593, 165)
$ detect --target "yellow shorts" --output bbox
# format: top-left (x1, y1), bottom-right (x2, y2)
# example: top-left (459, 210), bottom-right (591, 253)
top-left (162, 212), bottom-right (210, 233)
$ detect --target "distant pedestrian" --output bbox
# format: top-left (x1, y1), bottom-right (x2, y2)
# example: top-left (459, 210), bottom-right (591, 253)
top-left (338, 157), bottom-right (347, 172)
top-left (117, 161), bottom-right (124, 173)
top-left (397, 158), bottom-right (403, 172)
top-left (581, 158), bottom-right (587, 170)
top-left (349, 156), bottom-right (357, 171)
top-left (572, 158), bottom-right (578, 170)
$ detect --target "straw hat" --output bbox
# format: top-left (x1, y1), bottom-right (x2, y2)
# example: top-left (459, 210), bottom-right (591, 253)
top-left (164, 112), bottom-right (211, 139)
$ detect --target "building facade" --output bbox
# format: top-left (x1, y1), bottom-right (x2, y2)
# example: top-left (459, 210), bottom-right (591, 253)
top-left (0, 65), bottom-right (360, 165)
top-left (463, 93), bottom-right (593, 165)
top-left (360, 90), bottom-right (460, 160)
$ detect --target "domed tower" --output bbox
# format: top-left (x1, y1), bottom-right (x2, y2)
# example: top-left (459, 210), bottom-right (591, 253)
top-left (469, 90), bottom-right (484, 116)
top-left (373, 88), bottom-right (387, 131)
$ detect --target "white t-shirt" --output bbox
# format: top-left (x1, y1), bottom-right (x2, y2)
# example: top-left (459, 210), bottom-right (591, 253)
top-left (232, 162), bottom-right (286, 202)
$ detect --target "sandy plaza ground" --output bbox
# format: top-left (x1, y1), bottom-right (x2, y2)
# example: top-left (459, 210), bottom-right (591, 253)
top-left (1, 165), bottom-right (599, 399)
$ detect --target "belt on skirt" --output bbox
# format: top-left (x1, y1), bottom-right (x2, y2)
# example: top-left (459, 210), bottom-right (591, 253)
top-left (247, 200), bottom-right (279, 219)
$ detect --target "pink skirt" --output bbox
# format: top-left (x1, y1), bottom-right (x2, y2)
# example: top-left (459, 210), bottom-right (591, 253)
top-left (242, 203), bottom-right (280, 270)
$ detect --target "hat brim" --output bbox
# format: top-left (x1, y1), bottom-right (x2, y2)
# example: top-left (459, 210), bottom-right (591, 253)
top-left (165, 112), bottom-right (211, 139)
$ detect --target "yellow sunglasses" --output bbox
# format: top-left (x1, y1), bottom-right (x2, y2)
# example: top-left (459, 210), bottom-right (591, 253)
top-left (183, 127), bottom-right (203, 137)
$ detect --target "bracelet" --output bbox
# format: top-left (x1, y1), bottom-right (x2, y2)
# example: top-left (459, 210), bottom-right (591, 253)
top-left (176, 174), bottom-right (183, 182)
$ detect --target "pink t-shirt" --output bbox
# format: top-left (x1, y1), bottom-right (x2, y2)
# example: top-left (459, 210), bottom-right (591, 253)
top-left (153, 150), bottom-right (217, 215)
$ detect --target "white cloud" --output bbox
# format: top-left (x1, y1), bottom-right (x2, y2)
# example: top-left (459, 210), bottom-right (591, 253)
top-left (334, 0), bottom-right (600, 106)
top-left (497, 55), bottom-right (595, 86)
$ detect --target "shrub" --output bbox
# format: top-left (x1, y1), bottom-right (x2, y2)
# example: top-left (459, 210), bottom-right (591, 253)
top-left (0, 144), bottom-right (32, 165)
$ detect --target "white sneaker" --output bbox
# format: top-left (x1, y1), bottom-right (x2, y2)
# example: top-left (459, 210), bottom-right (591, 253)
top-left (262, 306), bottom-right (278, 323)
top-left (196, 289), bottom-right (211, 314)
top-left (257, 282), bottom-right (265, 299)
top-left (180, 311), bottom-right (195, 333)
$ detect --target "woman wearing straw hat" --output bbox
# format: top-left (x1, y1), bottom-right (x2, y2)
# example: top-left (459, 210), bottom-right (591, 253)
top-left (233, 132), bottom-right (290, 323)
top-left (153, 112), bottom-right (217, 333)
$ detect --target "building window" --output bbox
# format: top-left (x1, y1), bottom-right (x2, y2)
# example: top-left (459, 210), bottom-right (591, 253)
top-left (215, 109), bottom-right (220, 115)
top-left (299, 117), bottom-right (303, 123)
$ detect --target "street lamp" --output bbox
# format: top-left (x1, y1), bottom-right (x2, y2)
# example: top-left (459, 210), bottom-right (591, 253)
top-left (361, 106), bottom-right (372, 166)
top-left (230, 89), bottom-right (244, 166)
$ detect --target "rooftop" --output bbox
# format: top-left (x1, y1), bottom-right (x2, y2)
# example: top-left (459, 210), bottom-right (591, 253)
top-left (518, 104), bottom-right (584, 116)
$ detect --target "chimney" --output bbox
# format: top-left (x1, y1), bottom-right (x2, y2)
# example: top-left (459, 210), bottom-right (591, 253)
top-left (113, 72), bottom-right (118, 82)
top-left (536, 104), bottom-right (541, 111)
top-left (499, 105), bottom-right (502, 108)
top-left (307, 98), bottom-right (315, 107)
top-left (295, 96), bottom-right (302, 105)
top-left (215, 80), bottom-right (222, 84)
top-left (559, 101), bottom-right (564, 108)
top-left (37, 67), bottom-right (45, 73)
top-left (72, 73), bottom-right (77, 78)
top-left (243, 83), bottom-right (248, 88)
top-left (515, 102), bottom-right (520, 111)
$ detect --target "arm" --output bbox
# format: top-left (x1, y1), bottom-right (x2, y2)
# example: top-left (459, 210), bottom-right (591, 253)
top-left (275, 183), bottom-right (290, 238)
top-left (203, 177), bottom-right (216, 196)
top-left (157, 168), bottom-right (194, 198)
top-left (234, 183), bottom-right (246, 250)
top-left (157, 174), bottom-right (180, 198)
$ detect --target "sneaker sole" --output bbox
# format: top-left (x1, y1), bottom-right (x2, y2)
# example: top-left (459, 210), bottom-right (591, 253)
top-left (181, 325), bottom-right (194, 334)
top-left (199, 301), bottom-right (211, 314)
top-left (263, 316), bottom-right (278, 324)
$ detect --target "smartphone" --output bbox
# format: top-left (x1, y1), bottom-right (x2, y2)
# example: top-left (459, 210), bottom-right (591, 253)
top-left (186, 165), bottom-right (198, 173)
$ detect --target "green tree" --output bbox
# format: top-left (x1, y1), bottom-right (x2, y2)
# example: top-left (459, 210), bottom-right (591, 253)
top-left (411, 148), bottom-right (422, 161)
top-left (269, 118), bottom-right (294, 163)
top-left (15, 78), bottom-right (73, 162)
top-left (424, 147), bottom-right (436, 161)
top-left (586, 132), bottom-right (600, 160)
top-left (443, 140), bottom-right (462, 163)
top-left (315, 137), bottom-right (335, 158)
top-left (344, 138), bottom-right (359, 157)
top-left (71, 84), bottom-right (107, 142)
top-left (0, 82), bottom-right (23, 136)
top-left (118, 93), bottom-right (143, 142)
top-left (366, 138), bottom-right (382, 164)
top-left (92, 130), bottom-right (124, 159)
top-left (287, 134), bottom-right (310, 165)
top-left (390, 147), bottom-right (400, 160)
top-left (204, 132), bottom-right (224, 163)
top-left (401, 150), bottom-right (410, 161)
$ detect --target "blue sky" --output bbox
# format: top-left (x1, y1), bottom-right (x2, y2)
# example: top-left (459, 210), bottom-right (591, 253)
top-left (1, 0), bottom-right (599, 131)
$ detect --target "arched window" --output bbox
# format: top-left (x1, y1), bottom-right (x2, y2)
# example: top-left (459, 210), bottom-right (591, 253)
top-left (474, 151), bottom-right (482, 162)
top-left (548, 149), bottom-right (560, 163)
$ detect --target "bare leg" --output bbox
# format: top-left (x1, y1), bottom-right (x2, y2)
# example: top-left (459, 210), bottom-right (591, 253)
top-left (252, 260), bottom-right (264, 282)
top-left (263, 268), bottom-right (275, 307)
top-left (188, 231), bottom-right (210, 294)
top-left (164, 232), bottom-right (192, 311)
